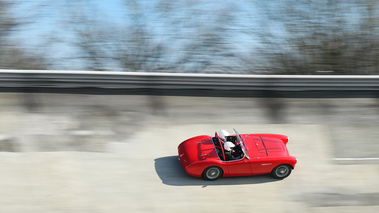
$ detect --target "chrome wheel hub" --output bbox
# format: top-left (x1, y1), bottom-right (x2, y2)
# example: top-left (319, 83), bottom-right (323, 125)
top-left (276, 166), bottom-right (289, 177)
top-left (206, 168), bottom-right (220, 179)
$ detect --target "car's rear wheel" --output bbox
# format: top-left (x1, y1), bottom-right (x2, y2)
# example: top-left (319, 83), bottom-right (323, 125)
top-left (271, 164), bottom-right (292, 179)
top-left (202, 166), bottom-right (223, 181)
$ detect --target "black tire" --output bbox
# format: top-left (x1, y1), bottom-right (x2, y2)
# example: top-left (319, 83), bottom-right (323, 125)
top-left (202, 166), bottom-right (223, 181)
top-left (271, 164), bottom-right (292, 179)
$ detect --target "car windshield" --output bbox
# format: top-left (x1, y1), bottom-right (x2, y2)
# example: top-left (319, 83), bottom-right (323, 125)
top-left (233, 128), bottom-right (249, 159)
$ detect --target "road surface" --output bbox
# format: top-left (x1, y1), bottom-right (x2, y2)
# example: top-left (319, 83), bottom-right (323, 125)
top-left (0, 93), bottom-right (378, 213)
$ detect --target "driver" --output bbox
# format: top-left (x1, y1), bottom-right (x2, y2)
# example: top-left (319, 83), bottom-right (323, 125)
top-left (224, 142), bottom-right (240, 161)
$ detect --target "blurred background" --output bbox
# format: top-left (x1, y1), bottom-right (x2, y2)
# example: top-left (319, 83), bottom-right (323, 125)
top-left (1, 0), bottom-right (378, 74)
top-left (1, 1), bottom-right (379, 213)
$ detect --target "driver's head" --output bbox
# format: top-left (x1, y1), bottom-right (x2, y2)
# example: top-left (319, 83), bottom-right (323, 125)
top-left (224, 142), bottom-right (235, 152)
top-left (218, 130), bottom-right (230, 142)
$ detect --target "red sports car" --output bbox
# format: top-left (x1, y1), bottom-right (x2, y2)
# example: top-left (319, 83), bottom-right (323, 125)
top-left (178, 129), bottom-right (297, 180)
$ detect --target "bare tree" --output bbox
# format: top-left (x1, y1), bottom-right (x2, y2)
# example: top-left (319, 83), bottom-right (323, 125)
top-left (244, 0), bottom-right (379, 75)
top-left (61, 0), bottom-right (240, 73)
top-left (0, 1), bottom-right (18, 40)
top-left (115, 0), bottom-right (239, 73)
top-left (152, 1), bottom-right (239, 73)
top-left (60, 0), bottom-right (113, 71)
top-left (0, 0), bottom-right (48, 70)
top-left (113, 0), bottom-right (168, 72)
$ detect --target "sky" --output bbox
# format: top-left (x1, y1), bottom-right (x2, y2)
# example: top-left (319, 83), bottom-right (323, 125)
top-left (11, 0), bottom-right (376, 71)
top-left (10, 0), bottom-right (126, 69)
top-left (3, 0), bottom-right (379, 74)
top-left (9, 0), bottom-right (260, 70)
top-left (15, 0), bottom-right (124, 41)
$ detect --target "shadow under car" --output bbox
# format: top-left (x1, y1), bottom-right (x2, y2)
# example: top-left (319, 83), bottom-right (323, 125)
top-left (154, 156), bottom-right (280, 186)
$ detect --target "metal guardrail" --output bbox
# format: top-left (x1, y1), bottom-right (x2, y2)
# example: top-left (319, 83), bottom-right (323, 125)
top-left (1, 70), bottom-right (379, 91)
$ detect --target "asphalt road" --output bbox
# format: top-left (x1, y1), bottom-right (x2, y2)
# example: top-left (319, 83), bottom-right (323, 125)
top-left (0, 93), bottom-right (378, 212)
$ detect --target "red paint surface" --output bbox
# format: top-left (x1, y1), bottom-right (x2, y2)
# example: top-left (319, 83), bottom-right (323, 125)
top-left (178, 132), bottom-right (297, 178)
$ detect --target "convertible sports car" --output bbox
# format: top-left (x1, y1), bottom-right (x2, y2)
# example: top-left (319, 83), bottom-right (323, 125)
top-left (178, 129), bottom-right (297, 180)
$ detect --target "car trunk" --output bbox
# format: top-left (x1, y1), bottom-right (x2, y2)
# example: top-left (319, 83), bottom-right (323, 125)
top-left (178, 137), bottom-right (219, 168)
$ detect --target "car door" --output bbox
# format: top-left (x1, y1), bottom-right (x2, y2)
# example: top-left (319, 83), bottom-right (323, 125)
top-left (248, 157), bottom-right (274, 175)
top-left (225, 158), bottom-right (252, 177)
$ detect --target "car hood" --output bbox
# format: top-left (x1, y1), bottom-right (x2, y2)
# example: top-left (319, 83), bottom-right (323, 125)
top-left (244, 135), bottom-right (289, 157)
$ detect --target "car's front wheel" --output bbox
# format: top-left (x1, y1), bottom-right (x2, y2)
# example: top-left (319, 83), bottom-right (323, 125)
top-left (202, 166), bottom-right (223, 181)
top-left (271, 164), bottom-right (292, 179)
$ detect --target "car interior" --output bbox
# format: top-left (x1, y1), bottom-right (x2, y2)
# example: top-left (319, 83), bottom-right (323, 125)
top-left (212, 132), bottom-right (244, 161)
